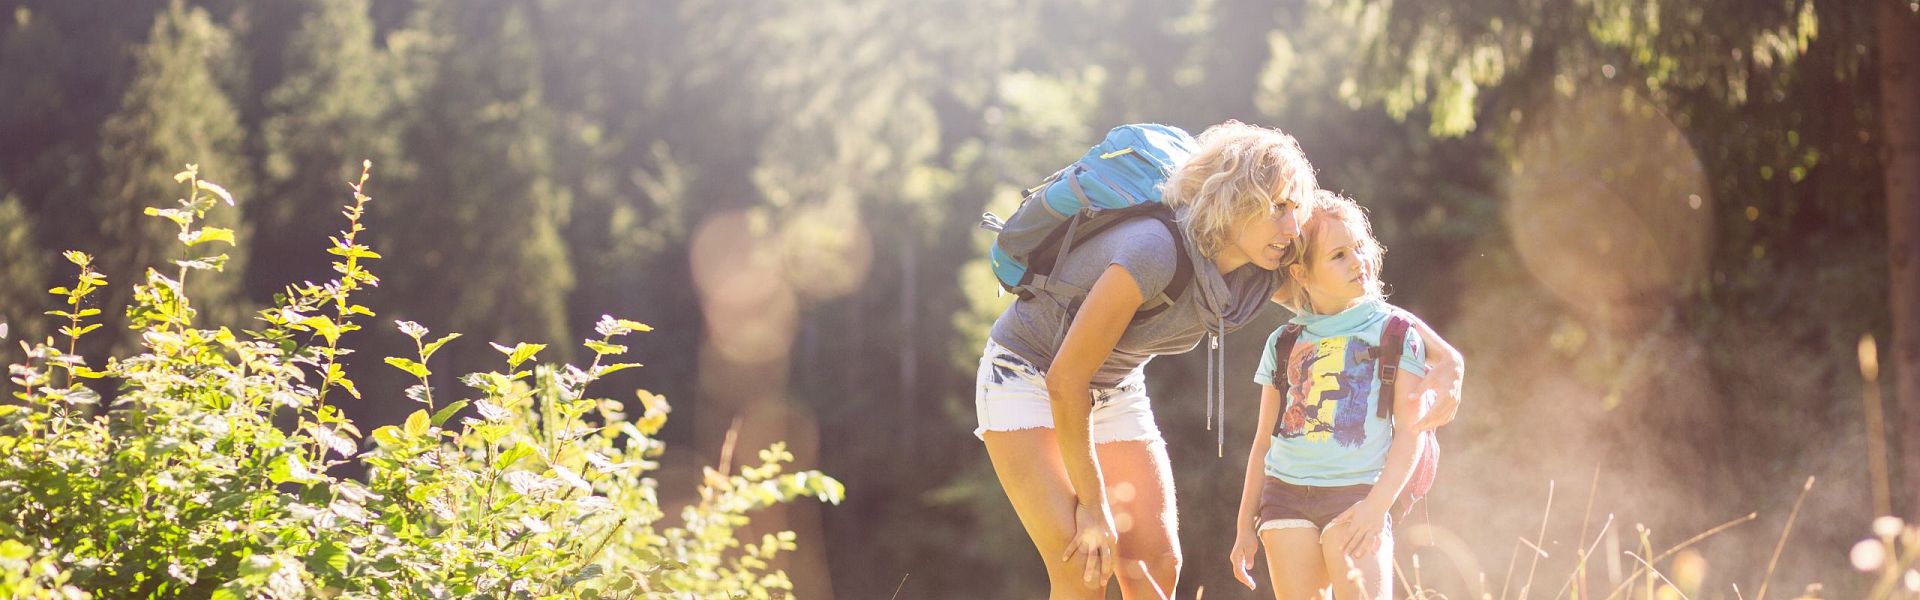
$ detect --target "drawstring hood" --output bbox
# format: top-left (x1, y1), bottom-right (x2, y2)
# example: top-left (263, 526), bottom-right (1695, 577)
top-left (1178, 218), bottom-right (1273, 457)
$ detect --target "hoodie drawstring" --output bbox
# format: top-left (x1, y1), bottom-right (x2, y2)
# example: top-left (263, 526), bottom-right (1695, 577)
top-left (1214, 314), bottom-right (1226, 457)
top-left (1204, 312), bottom-right (1225, 457)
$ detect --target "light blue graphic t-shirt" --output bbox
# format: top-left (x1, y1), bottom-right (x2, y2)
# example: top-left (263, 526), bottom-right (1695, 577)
top-left (1253, 298), bottom-right (1427, 486)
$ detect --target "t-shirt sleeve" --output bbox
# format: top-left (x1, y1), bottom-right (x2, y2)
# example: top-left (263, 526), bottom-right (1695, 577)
top-left (1399, 323), bottom-right (1429, 379)
top-left (1106, 221), bottom-right (1178, 303)
top-left (1254, 327), bottom-right (1283, 387)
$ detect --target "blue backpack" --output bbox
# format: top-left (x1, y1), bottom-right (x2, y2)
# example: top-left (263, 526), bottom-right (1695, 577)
top-left (980, 124), bottom-right (1198, 321)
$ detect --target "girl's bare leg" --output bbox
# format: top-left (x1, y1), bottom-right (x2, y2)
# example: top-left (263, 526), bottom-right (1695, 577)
top-left (1261, 526), bottom-right (1331, 600)
top-left (1321, 521), bottom-right (1393, 600)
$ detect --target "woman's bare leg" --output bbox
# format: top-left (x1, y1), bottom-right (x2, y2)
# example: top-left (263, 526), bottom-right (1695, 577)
top-left (1095, 439), bottom-right (1180, 599)
top-left (984, 428), bottom-right (1107, 600)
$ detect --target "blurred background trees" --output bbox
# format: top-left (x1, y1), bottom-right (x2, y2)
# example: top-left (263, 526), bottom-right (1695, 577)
top-left (0, 0), bottom-right (1909, 597)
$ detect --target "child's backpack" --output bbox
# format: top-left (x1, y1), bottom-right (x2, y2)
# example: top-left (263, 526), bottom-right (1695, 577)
top-left (979, 124), bottom-right (1197, 322)
top-left (1270, 312), bottom-right (1440, 517)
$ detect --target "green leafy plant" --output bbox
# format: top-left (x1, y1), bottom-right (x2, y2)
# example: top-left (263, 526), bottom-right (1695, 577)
top-left (0, 162), bottom-right (842, 599)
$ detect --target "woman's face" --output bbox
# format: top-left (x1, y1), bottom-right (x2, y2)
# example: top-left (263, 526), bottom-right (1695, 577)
top-left (1227, 191), bottom-right (1308, 271)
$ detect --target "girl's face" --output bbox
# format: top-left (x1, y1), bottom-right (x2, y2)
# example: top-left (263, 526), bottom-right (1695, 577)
top-left (1225, 192), bottom-right (1309, 272)
top-left (1290, 220), bottom-right (1372, 309)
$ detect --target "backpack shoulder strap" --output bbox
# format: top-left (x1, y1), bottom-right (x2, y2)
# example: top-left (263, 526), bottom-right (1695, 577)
top-left (1376, 312), bottom-right (1413, 419)
top-left (1378, 310), bottom-right (1438, 519)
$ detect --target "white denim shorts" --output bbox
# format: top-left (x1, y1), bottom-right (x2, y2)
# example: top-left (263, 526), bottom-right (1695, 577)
top-left (974, 339), bottom-right (1162, 444)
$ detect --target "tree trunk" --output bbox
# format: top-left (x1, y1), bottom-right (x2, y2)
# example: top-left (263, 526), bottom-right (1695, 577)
top-left (1884, 0), bottom-right (1920, 518)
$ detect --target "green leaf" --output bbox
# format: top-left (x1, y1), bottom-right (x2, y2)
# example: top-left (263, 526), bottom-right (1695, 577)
top-left (431, 400), bottom-right (470, 427)
top-left (145, 207), bottom-right (192, 227)
top-left (59, 324), bottom-right (102, 338)
top-left (583, 340), bottom-right (628, 356)
top-left (336, 377), bottom-right (361, 400)
top-left (310, 541), bottom-right (350, 575)
top-left (384, 357), bottom-right (430, 379)
top-left (395, 320), bottom-right (427, 339)
top-left (197, 179), bottom-right (236, 206)
top-left (494, 441), bottom-right (536, 471)
top-left (268, 453), bottom-right (320, 484)
top-left (173, 255), bottom-right (230, 272)
top-left (595, 363), bottom-right (643, 377)
top-left (0, 540), bottom-right (30, 561)
top-left (422, 333), bottom-right (461, 361)
top-left (371, 425), bottom-right (403, 448)
top-left (404, 409), bottom-right (430, 437)
top-left (493, 342), bottom-right (546, 369)
top-left (181, 227), bottom-right (236, 247)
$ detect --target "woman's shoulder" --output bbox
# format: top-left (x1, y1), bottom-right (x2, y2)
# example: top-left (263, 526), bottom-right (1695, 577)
top-left (1098, 217), bottom-right (1178, 251)
top-left (1083, 217), bottom-right (1181, 276)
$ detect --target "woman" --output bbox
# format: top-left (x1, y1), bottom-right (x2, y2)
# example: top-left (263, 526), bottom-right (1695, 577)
top-left (975, 121), bottom-right (1465, 599)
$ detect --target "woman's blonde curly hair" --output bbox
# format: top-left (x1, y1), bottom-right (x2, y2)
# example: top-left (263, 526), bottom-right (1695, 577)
top-left (1161, 120), bottom-right (1319, 259)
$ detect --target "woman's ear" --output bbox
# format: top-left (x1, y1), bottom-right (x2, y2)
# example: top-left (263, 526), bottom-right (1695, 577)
top-left (1287, 262), bottom-right (1306, 281)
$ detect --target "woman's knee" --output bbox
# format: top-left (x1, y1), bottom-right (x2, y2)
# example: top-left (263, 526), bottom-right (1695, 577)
top-left (1043, 559), bottom-right (1107, 599)
top-left (1117, 546), bottom-right (1181, 582)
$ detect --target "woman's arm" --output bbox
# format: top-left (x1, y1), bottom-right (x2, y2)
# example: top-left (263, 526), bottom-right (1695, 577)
top-left (1047, 264), bottom-right (1143, 584)
top-left (1406, 315), bottom-right (1465, 431)
top-left (1230, 384), bottom-right (1284, 589)
top-left (1334, 371), bottom-right (1429, 557)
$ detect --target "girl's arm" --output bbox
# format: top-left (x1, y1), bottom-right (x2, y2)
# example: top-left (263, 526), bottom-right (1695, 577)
top-left (1333, 370), bottom-right (1428, 557)
top-left (1230, 384), bottom-right (1285, 589)
top-left (1406, 315), bottom-right (1465, 431)
top-left (1047, 264), bottom-right (1143, 585)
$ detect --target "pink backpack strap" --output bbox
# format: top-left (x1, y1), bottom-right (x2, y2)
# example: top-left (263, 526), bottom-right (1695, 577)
top-left (1379, 311), bottom-right (1439, 517)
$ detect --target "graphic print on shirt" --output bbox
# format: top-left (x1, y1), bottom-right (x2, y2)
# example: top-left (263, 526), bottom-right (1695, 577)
top-left (1278, 335), bottom-right (1378, 447)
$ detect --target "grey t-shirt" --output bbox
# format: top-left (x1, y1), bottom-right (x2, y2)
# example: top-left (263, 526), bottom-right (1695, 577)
top-left (989, 217), bottom-right (1283, 387)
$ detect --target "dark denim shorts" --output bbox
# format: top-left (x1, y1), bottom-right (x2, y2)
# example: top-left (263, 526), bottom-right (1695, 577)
top-left (1257, 477), bottom-right (1376, 531)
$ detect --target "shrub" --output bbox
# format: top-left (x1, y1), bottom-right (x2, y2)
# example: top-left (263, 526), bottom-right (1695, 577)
top-left (0, 162), bottom-right (841, 599)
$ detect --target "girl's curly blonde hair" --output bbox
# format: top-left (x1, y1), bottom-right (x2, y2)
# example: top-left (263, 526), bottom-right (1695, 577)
top-left (1275, 190), bottom-right (1386, 314)
top-left (1161, 120), bottom-right (1319, 258)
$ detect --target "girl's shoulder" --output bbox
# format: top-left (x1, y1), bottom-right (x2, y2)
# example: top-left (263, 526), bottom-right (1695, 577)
top-left (1377, 301), bottom-right (1425, 326)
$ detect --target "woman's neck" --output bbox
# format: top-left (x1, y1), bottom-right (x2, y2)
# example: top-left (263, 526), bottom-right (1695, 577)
top-left (1308, 292), bottom-right (1365, 316)
top-left (1212, 249), bottom-right (1249, 275)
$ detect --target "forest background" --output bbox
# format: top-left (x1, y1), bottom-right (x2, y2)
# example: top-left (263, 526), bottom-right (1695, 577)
top-left (1, 0), bottom-right (1913, 597)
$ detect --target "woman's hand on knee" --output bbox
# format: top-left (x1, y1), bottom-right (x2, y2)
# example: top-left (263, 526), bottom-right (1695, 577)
top-left (1063, 501), bottom-right (1119, 586)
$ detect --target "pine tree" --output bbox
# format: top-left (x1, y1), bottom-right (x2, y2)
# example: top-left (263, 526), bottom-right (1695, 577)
top-left (0, 193), bottom-right (47, 350)
top-left (378, 0), bottom-right (574, 363)
top-left (253, 0), bottom-right (397, 292)
top-left (93, 0), bottom-right (252, 349)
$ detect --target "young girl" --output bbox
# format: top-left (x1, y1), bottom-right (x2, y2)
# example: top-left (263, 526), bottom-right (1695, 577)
top-left (1229, 191), bottom-right (1436, 600)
